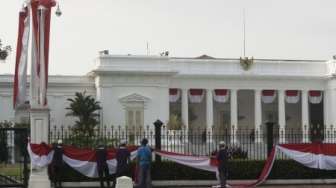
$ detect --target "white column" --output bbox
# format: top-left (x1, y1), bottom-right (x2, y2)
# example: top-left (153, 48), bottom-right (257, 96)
top-left (324, 89), bottom-right (336, 143)
top-left (230, 89), bottom-right (238, 144)
top-left (254, 90), bottom-right (262, 143)
top-left (329, 88), bottom-right (336, 143)
top-left (301, 90), bottom-right (309, 143)
top-left (278, 90), bottom-right (286, 143)
top-left (29, 107), bottom-right (51, 188)
top-left (206, 89), bottom-right (214, 143)
top-left (181, 88), bottom-right (189, 141)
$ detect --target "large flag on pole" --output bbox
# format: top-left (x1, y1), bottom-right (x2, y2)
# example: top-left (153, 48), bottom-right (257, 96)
top-left (13, 7), bottom-right (30, 108)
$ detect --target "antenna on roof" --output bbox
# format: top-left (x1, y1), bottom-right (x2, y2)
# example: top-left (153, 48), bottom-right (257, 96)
top-left (243, 8), bottom-right (246, 57)
top-left (146, 41), bottom-right (150, 55)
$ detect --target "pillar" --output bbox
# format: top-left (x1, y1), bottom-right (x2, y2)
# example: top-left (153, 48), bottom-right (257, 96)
top-left (181, 88), bottom-right (189, 141)
top-left (301, 90), bottom-right (309, 143)
top-left (254, 90), bottom-right (262, 143)
top-left (29, 107), bottom-right (51, 188)
top-left (278, 90), bottom-right (286, 143)
top-left (230, 89), bottom-right (238, 144)
top-left (324, 88), bottom-right (336, 143)
top-left (206, 89), bottom-right (213, 143)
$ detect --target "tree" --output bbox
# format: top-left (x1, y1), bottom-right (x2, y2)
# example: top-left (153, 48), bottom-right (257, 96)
top-left (0, 39), bottom-right (11, 60)
top-left (66, 92), bottom-right (102, 137)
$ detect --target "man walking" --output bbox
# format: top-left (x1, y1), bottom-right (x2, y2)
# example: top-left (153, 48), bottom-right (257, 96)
top-left (136, 138), bottom-right (152, 188)
top-left (96, 144), bottom-right (110, 188)
top-left (51, 139), bottom-right (64, 188)
top-left (217, 141), bottom-right (229, 188)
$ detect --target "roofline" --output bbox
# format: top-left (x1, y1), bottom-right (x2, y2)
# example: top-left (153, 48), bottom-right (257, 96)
top-left (171, 57), bottom-right (326, 62)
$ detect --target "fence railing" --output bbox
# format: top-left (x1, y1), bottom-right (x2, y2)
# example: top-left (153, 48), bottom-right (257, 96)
top-left (49, 124), bottom-right (335, 161)
top-left (0, 128), bottom-right (29, 188)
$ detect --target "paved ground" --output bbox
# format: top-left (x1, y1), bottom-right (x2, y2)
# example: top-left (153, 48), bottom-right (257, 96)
top-left (159, 186), bottom-right (336, 188)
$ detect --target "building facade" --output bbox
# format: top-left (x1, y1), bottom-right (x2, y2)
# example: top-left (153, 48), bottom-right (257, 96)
top-left (1, 54), bottom-right (336, 143)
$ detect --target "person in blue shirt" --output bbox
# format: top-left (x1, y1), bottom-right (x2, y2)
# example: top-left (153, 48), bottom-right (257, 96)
top-left (136, 138), bottom-right (152, 188)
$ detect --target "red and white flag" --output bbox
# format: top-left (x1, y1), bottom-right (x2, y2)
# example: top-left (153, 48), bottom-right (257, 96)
top-left (30, 0), bottom-right (56, 107)
top-left (13, 7), bottom-right (30, 108)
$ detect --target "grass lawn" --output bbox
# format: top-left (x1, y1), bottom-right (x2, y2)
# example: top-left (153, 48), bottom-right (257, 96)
top-left (0, 164), bottom-right (22, 177)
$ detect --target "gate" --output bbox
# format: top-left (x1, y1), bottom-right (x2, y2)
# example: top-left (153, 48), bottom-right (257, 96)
top-left (0, 128), bottom-right (29, 188)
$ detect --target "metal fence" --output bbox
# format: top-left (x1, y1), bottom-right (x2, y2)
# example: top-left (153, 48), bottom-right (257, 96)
top-left (0, 128), bottom-right (29, 188)
top-left (49, 123), bottom-right (334, 161)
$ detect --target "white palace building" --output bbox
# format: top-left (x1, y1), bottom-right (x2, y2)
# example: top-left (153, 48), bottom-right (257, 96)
top-left (1, 53), bottom-right (336, 144)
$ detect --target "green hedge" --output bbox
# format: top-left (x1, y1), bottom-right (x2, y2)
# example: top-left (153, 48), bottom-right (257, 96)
top-left (49, 160), bottom-right (336, 182)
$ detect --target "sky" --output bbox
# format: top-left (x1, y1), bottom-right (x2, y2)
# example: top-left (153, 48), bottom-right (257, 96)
top-left (1, 0), bottom-right (336, 75)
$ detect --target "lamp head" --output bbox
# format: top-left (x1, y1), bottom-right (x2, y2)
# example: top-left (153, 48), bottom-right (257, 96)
top-left (55, 3), bottom-right (62, 17)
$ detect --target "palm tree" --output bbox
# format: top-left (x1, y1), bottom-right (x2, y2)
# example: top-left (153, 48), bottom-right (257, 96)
top-left (66, 92), bottom-right (102, 137)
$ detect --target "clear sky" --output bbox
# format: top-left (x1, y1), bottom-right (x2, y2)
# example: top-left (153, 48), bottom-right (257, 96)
top-left (1, 0), bottom-right (336, 75)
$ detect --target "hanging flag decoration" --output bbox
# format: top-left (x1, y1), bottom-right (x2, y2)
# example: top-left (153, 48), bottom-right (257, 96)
top-left (213, 89), bottom-right (229, 103)
top-left (13, 0), bottom-right (56, 108)
top-left (29, 142), bottom-right (336, 187)
top-left (188, 89), bottom-right (204, 103)
top-left (309, 90), bottom-right (323, 104)
top-left (285, 90), bottom-right (300, 104)
top-left (261, 90), bottom-right (276, 104)
top-left (13, 7), bottom-right (30, 108)
top-left (28, 143), bottom-right (138, 178)
top-left (169, 88), bottom-right (181, 103)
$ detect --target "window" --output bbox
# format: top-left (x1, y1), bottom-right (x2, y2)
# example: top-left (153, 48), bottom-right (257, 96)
top-left (126, 108), bottom-right (144, 128)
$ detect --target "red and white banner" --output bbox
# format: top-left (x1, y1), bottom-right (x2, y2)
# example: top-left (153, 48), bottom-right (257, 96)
top-left (285, 90), bottom-right (300, 104)
top-left (155, 148), bottom-right (276, 188)
top-left (188, 89), bottom-right (204, 103)
top-left (28, 143), bottom-right (54, 167)
top-left (13, 7), bottom-right (30, 108)
top-left (156, 144), bottom-right (336, 187)
top-left (29, 143), bottom-right (336, 186)
top-left (169, 88), bottom-right (181, 103)
top-left (262, 90), bottom-right (276, 104)
top-left (277, 143), bottom-right (336, 170)
top-left (309, 90), bottom-right (323, 104)
top-left (155, 150), bottom-right (217, 172)
top-left (28, 143), bottom-right (137, 178)
top-left (213, 89), bottom-right (229, 103)
top-left (30, 0), bottom-right (56, 107)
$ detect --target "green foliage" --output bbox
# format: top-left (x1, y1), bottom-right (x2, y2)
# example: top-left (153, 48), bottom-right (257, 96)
top-left (66, 92), bottom-right (102, 137)
top-left (63, 135), bottom-right (119, 149)
top-left (0, 39), bottom-right (11, 60)
top-left (167, 114), bottom-right (182, 130)
top-left (310, 124), bottom-right (324, 142)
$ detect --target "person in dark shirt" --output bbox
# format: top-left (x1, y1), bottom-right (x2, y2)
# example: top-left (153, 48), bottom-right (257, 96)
top-left (216, 141), bottom-right (229, 188)
top-left (52, 139), bottom-right (64, 188)
top-left (116, 140), bottom-right (131, 177)
top-left (96, 144), bottom-right (110, 188)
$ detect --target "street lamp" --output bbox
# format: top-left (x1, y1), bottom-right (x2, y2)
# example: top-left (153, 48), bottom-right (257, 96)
top-left (55, 2), bottom-right (62, 17)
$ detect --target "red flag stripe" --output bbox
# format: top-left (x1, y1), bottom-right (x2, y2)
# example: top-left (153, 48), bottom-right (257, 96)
top-left (309, 90), bottom-right (322, 97)
top-left (169, 88), bottom-right (178, 95)
top-left (286, 90), bottom-right (298, 96)
top-left (189, 89), bottom-right (204, 95)
top-left (262, 90), bottom-right (275, 96)
top-left (214, 89), bottom-right (228, 96)
top-left (13, 9), bottom-right (28, 108)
